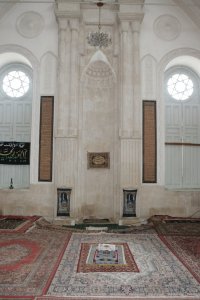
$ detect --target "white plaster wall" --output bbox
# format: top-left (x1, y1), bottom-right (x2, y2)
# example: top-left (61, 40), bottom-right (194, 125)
top-left (0, 1), bottom-right (200, 220)
top-left (139, 1), bottom-right (200, 219)
top-left (78, 86), bottom-right (116, 220)
top-left (140, 1), bottom-right (200, 60)
top-left (0, 3), bottom-right (58, 60)
top-left (0, 3), bottom-right (57, 219)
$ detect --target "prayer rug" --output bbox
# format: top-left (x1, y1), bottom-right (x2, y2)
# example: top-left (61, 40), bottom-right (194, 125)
top-left (36, 297), bottom-right (200, 300)
top-left (0, 227), bottom-right (71, 297)
top-left (0, 215), bottom-right (40, 233)
top-left (77, 243), bottom-right (139, 273)
top-left (46, 233), bottom-right (200, 298)
top-left (150, 215), bottom-right (200, 236)
top-left (159, 235), bottom-right (200, 283)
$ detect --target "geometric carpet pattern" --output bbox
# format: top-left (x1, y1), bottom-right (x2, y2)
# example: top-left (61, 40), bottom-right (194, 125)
top-left (0, 215), bottom-right (40, 233)
top-left (0, 227), bottom-right (71, 297)
top-left (77, 242), bottom-right (140, 273)
top-left (46, 233), bottom-right (200, 298)
top-left (1, 216), bottom-right (200, 300)
top-left (151, 215), bottom-right (200, 236)
top-left (159, 235), bottom-right (200, 283)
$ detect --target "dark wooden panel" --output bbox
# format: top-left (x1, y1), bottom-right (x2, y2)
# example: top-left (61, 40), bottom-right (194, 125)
top-left (143, 100), bottom-right (157, 183)
top-left (38, 96), bottom-right (54, 181)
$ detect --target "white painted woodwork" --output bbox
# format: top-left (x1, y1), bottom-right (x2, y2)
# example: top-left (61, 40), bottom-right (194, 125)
top-left (0, 98), bottom-right (31, 188)
top-left (165, 83), bottom-right (200, 188)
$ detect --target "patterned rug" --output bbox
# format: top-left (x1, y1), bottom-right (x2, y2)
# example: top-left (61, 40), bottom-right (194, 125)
top-left (46, 233), bottom-right (200, 298)
top-left (159, 235), bottom-right (200, 283)
top-left (77, 243), bottom-right (139, 273)
top-left (151, 215), bottom-right (200, 236)
top-left (0, 215), bottom-right (40, 233)
top-left (0, 227), bottom-right (71, 297)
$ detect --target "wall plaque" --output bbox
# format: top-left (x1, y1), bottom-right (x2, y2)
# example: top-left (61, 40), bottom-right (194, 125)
top-left (87, 152), bottom-right (110, 169)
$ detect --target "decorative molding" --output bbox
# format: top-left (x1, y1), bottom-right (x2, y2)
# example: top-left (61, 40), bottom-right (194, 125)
top-left (55, 10), bottom-right (80, 20)
top-left (16, 11), bottom-right (45, 39)
top-left (153, 14), bottom-right (181, 41)
top-left (55, 138), bottom-right (77, 187)
top-left (81, 50), bottom-right (116, 88)
top-left (118, 12), bottom-right (144, 23)
top-left (120, 139), bottom-right (141, 187)
top-left (40, 52), bottom-right (57, 96)
top-left (141, 54), bottom-right (157, 100)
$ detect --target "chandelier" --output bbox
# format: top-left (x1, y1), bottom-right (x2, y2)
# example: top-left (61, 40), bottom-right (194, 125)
top-left (87, 1), bottom-right (112, 48)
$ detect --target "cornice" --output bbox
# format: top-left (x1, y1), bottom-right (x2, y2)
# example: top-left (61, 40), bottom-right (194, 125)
top-left (55, 9), bottom-right (81, 20)
top-left (118, 12), bottom-right (144, 23)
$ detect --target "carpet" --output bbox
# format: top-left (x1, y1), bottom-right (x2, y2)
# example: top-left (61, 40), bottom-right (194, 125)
top-left (151, 215), bottom-right (200, 236)
top-left (159, 235), bottom-right (200, 283)
top-left (46, 233), bottom-right (200, 298)
top-left (0, 215), bottom-right (40, 233)
top-left (77, 243), bottom-right (139, 273)
top-left (0, 227), bottom-right (71, 297)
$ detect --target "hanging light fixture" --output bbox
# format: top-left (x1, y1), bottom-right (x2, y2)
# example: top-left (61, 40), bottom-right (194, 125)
top-left (87, 1), bottom-right (112, 48)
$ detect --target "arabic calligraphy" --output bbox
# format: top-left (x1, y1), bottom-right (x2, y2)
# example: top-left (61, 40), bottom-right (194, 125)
top-left (0, 142), bottom-right (30, 165)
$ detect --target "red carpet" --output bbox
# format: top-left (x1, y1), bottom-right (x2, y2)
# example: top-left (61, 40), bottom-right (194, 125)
top-left (159, 235), bottom-right (200, 283)
top-left (0, 215), bottom-right (40, 233)
top-left (0, 226), bottom-right (71, 297)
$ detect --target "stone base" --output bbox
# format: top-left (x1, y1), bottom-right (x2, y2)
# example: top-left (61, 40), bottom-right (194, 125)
top-left (53, 218), bottom-right (76, 226)
top-left (119, 217), bottom-right (147, 226)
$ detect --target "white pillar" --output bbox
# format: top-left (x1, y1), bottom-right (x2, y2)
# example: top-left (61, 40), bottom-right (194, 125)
top-left (69, 18), bottom-right (79, 136)
top-left (119, 20), bottom-right (134, 138)
top-left (57, 18), bottom-right (68, 136)
top-left (132, 19), bottom-right (143, 138)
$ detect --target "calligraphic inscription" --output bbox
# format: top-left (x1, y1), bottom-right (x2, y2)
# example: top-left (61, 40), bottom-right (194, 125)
top-left (38, 96), bottom-right (54, 181)
top-left (143, 100), bottom-right (157, 183)
top-left (0, 142), bottom-right (30, 165)
top-left (87, 152), bottom-right (110, 169)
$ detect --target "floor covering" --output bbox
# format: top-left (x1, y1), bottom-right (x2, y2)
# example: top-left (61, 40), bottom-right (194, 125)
top-left (0, 215), bottom-right (199, 300)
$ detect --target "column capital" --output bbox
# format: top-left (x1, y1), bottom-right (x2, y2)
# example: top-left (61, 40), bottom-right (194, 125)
top-left (131, 18), bottom-right (143, 33)
top-left (69, 18), bottom-right (79, 31)
top-left (120, 20), bottom-right (130, 33)
top-left (58, 18), bottom-right (68, 30)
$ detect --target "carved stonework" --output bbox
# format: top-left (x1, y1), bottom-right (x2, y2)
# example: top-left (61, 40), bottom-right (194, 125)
top-left (81, 50), bottom-right (116, 88)
top-left (16, 11), bottom-right (45, 39)
top-left (153, 14), bottom-right (181, 41)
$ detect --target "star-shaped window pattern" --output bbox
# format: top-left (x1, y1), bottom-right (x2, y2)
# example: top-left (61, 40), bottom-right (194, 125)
top-left (3, 70), bottom-right (30, 98)
top-left (167, 73), bottom-right (193, 100)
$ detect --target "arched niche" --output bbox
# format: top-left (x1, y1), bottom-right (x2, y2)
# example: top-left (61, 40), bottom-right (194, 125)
top-left (81, 50), bottom-right (116, 88)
